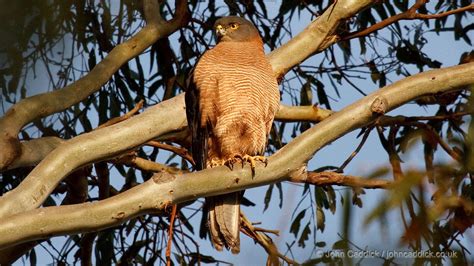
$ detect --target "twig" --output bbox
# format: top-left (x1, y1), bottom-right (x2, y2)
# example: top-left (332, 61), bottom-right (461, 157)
top-left (253, 227), bottom-right (280, 236)
top-left (417, 123), bottom-right (463, 162)
top-left (338, 127), bottom-right (372, 172)
top-left (114, 153), bottom-right (184, 174)
top-left (376, 111), bottom-right (471, 126)
top-left (290, 171), bottom-right (392, 189)
top-left (146, 140), bottom-right (195, 166)
top-left (166, 205), bottom-right (177, 266)
top-left (97, 100), bottom-right (144, 129)
top-left (415, 4), bottom-right (474, 19)
top-left (378, 120), bottom-right (463, 162)
top-left (240, 213), bottom-right (297, 265)
top-left (343, 2), bottom-right (474, 40)
top-left (276, 104), bottom-right (333, 123)
top-left (376, 126), bottom-right (403, 180)
top-left (377, 125), bottom-right (419, 244)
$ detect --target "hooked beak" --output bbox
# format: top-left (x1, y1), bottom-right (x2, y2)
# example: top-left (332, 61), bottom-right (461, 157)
top-left (215, 24), bottom-right (226, 38)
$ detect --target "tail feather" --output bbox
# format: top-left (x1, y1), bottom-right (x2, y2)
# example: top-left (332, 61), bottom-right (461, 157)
top-left (208, 192), bottom-right (241, 254)
top-left (209, 206), bottom-right (224, 251)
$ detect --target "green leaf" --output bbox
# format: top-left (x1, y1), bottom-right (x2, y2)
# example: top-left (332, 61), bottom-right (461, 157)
top-left (300, 78), bottom-right (313, 105)
top-left (148, 79), bottom-right (163, 98)
top-left (326, 186), bottom-right (337, 214)
top-left (135, 57), bottom-right (144, 90)
top-left (79, 112), bottom-right (93, 132)
top-left (29, 248), bottom-right (37, 266)
top-left (316, 241), bottom-right (326, 248)
top-left (315, 79), bottom-right (331, 110)
top-left (241, 196), bottom-right (255, 207)
top-left (352, 189), bottom-right (364, 208)
top-left (316, 206), bottom-right (325, 232)
top-left (298, 222), bottom-right (311, 248)
top-left (125, 218), bottom-right (137, 236)
top-left (88, 49), bottom-right (96, 70)
top-left (199, 203), bottom-right (209, 239)
top-left (43, 195), bottom-right (56, 207)
top-left (367, 167), bottom-right (390, 179)
top-left (96, 230), bottom-right (115, 265)
top-left (263, 184), bottom-right (273, 212)
top-left (332, 239), bottom-right (347, 250)
top-left (290, 209), bottom-right (306, 237)
top-left (276, 182), bottom-right (283, 209)
top-left (315, 187), bottom-right (329, 209)
top-left (97, 89), bottom-right (109, 125)
top-left (186, 252), bottom-right (218, 264)
top-left (365, 171), bottom-right (423, 225)
top-left (179, 210), bottom-right (194, 234)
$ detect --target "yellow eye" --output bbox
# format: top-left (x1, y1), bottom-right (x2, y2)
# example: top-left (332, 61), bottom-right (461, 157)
top-left (230, 23), bottom-right (239, 30)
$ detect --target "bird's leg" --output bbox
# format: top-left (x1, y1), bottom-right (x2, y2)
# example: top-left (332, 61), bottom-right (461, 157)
top-left (209, 156), bottom-right (240, 170)
top-left (241, 155), bottom-right (268, 176)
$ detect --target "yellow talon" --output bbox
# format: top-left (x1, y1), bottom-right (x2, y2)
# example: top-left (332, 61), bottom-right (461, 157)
top-left (209, 158), bottom-right (226, 168)
top-left (216, 154), bottom-right (268, 174)
top-left (224, 157), bottom-right (237, 170)
top-left (241, 155), bottom-right (268, 176)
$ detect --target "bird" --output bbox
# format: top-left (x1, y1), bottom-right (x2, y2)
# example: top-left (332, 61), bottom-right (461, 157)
top-left (185, 16), bottom-right (280, 253)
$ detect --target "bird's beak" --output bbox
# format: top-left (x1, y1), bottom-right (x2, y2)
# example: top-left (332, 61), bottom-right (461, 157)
top-left (215, 24), bottom-right (226, 37)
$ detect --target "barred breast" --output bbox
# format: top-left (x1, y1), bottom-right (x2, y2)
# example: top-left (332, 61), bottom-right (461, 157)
top-left (194, 41), bottom-right (280, 159)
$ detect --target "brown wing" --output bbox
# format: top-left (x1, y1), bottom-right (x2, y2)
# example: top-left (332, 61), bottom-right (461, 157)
top-left (185, 69), bottom-right (211, 171)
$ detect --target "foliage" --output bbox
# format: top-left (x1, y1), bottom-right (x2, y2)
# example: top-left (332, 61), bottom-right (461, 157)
top-left (0, 0), bottom-right (472, 264)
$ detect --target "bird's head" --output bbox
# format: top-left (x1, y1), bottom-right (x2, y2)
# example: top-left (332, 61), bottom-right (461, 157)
top-left (213, 16), bottom-right (261, 43)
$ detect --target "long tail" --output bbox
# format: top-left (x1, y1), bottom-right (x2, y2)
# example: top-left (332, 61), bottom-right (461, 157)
top-left (208, 192), bottom-right (241, 254)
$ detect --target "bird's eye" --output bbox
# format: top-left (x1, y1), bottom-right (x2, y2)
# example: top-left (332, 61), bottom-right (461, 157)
top-left (230, 23), bottom-right (239, 29)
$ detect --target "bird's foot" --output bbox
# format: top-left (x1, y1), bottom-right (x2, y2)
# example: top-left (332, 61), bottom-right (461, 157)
top-left (221, 154), bottom-right (268, 175)
top-left (228, 154), bottom-right (267, 176)
top-left (242, 155), bottom-right (268, 174)
top-left (209, 158), bottom-right (226, 168)
top-left (222, 154), bottom-right (241, 170)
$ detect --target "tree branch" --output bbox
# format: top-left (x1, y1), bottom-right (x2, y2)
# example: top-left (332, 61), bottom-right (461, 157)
top-left (115, 153), bottom-right (184, 174)
top-left (3, 103), bottom-right (333, 171)
top-left (97, 100), bottom-right (144, 129)
top-left (0, 62), bottom-right (473, 248)
top-left (267, 0), bottom-right (373, 80)
top-left (290, 171), bottom-right (392, 189)
top-left (0, 0), bottom-right (189, 170)
top-left (343, 2), bottom-right (474, 40)
top-left (6, 137), bottom-right (65, 170)
top-left (0, 0), bottom-right (362, 171)
top-left (276, 104), bottom-right (333, 123)
top-left (146, 140), bottom-right (195, 166)
top-left (0, 95), bottom-right (188, 218)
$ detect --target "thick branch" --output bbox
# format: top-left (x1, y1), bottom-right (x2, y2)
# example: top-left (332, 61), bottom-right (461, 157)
top-left (3, 104), bottom-right (332, 171)
top-left (0, 62), bottom-right (473, 248)
top-left (0, 95), bottom-right (188, 218)
top-left (0, 0), bottom-right (189, 170)
top-left (0, 0), bottom-right (362, 170)
top-left (6, 137), bottom-right (65, 170)
top-left (267, 0), bottom-right (373, 79)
